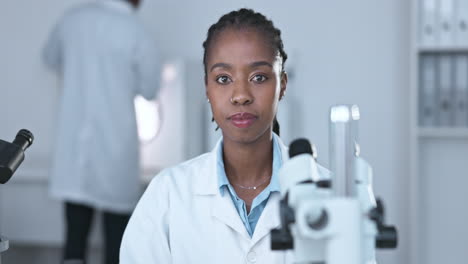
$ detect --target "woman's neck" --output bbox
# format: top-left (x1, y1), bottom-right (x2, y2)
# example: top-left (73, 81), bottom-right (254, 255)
top-left (222, 132), bottom-right (273, 186)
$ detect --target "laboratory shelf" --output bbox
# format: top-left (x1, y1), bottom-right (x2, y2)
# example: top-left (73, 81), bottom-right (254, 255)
top-left (417, 127), bottom-right (468, 139)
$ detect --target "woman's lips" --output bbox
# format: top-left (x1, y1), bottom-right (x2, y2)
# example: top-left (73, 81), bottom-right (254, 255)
top-left (229, 112), bottom-right (257, 128)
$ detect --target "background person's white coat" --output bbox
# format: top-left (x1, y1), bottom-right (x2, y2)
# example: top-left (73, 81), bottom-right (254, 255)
top-left (42, 0), bottom-right (160, 213)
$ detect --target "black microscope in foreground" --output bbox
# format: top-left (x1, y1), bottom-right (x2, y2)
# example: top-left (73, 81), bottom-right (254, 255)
top-left (0, 129), bottom-right (34, 264)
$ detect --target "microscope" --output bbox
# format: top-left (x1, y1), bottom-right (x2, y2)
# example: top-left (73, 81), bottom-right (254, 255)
top-left (0, 129), bottom-right (34, 264)
top-left (271, 105), bottom-right (397, 264)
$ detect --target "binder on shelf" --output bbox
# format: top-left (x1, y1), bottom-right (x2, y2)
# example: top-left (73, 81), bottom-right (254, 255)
top-left (439, 0), bottom-right (456, 46)
top-left (437, 54), bottom-right (455, 127)
top-left (420, 55), bottom-right (438, 127)
top-left (455, 0), bottom-right (468, 46)
top-left (421, 0), bottom-right (439, 46)
top-left (454, 54), bottom-right (468, 126)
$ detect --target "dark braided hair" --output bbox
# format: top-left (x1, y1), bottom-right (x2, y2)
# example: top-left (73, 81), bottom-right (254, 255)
top-left (203, 8), bottom-right (287, 136)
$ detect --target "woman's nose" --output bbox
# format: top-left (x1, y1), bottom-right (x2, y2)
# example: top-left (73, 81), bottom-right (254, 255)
top-left (230, 84), bottom-right (253, 105)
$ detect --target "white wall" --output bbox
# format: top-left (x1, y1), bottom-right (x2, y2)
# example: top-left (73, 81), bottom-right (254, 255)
top-left (1, 0), bottom-right (410, 263)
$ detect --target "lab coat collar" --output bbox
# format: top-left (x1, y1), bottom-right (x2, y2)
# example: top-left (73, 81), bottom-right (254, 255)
top-left (192, 138), bottom-right (223, 196)
top-left (251, 191), bottom-right (281, 243)
top-left (197, 134), bottom-right (288, 242)
top-left (210, 187), bottom-right (282, 242)
top-left (99, 0), bottom-right (134, 13)
top-left (212, 189), bottom-right (251, 240)
top-left (193, 134), bottom-right (290, 196)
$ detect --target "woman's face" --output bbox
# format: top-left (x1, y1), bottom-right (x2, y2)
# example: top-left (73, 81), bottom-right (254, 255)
top-left (206, 28), bottom-right (287, 145)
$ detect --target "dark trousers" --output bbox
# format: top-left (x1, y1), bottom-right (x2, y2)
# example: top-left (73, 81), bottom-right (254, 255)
top-left (63, 202), bottom-right (130, 264)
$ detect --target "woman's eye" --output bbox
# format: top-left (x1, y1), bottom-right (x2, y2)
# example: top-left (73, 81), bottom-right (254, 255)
top-left (215, 75), bottom-right (231, 84)
top-left (251, 74), bottom-right (267, 83)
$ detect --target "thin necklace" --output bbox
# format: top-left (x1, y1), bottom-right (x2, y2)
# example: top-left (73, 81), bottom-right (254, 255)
top-left (231, 176), bottom-right (271, 190)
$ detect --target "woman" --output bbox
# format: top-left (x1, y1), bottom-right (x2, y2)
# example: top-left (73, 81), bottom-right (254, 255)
top-left (120, 8), bottom-right (327, 263)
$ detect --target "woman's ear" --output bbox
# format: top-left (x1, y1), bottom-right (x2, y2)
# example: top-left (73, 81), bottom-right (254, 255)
top-left (280, 71), bottom-right (288, 100)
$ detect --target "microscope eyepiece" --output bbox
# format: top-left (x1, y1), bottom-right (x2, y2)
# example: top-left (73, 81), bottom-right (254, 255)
top-left (12, 129), bottom-right (34, 151)
top-left (0, 129), bottom-right (34, 184)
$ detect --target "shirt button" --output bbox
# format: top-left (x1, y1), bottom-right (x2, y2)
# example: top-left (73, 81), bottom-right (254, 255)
top-left (247, 251), bottom-right (257, 263)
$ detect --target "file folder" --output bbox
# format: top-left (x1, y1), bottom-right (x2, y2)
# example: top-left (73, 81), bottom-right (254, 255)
top-left (439, 0), bottom-right (456, 46)
top-left (421, 0), bottom-right (439, 46)
top-left (437, 54), bottom-right (455, 126)
top-left (455, 0), bottom-right (468, 45)
top-left (454, 54), bottom-right (468, 126)
top-left (420, 55), bottom-right (438, 127)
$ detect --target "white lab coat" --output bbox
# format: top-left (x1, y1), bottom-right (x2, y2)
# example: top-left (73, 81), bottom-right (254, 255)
top-left (120, 136), bottom-right (330, 263)
top-left (43, 0), bottom-right (160, 213)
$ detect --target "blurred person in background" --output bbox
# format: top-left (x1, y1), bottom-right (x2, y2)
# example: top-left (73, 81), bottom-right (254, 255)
top-left (42, 0), bottom-right (160, 263)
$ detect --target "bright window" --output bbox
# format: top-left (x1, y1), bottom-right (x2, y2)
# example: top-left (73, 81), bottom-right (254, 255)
top-left (134, 95), bottom-right (162, 143)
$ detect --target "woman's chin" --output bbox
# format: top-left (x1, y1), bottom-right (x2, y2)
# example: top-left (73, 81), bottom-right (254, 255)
top-left (222, 129), bottom-right (270, 146)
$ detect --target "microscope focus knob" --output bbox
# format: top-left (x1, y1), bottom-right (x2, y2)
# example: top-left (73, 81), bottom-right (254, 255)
top-left (271, 197), bottom-right (295, 250)
top-left (270, 228), bottom-right (294, 250)
top-left (376, 225), bottom-right (398, 249)
top-left (370, 198), bottom-right (398, 249)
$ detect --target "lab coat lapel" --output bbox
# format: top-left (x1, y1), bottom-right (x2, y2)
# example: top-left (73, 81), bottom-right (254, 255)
top-left (251, 192), bottom-right (281, 244)
top-left (203, 136), bottom-right (289, 243)
top-left (194, 139), bottom-right (250, 240)
top-left (250, 135), bottom-right (287, 244)
top-left (211, 192), bottom-right (251, 240)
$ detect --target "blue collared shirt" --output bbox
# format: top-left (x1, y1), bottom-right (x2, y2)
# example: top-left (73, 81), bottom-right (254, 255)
top-left (217, 135), bottom-right (283, 237)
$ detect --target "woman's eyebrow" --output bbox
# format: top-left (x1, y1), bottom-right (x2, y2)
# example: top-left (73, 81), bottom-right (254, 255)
top-left (249, 61), bottom-right (273, 69)
top-left (210, 61), bottom-right (273, 72)
top-left (210, 62), bottom-right (232, 72)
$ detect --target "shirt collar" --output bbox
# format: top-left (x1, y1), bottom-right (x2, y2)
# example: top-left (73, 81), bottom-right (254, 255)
top-left (217, 134), bottom-right (283, 195)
